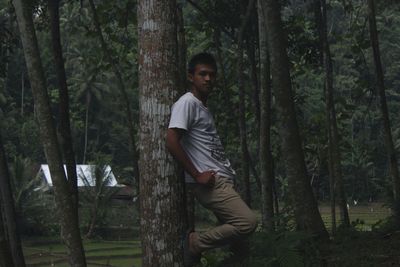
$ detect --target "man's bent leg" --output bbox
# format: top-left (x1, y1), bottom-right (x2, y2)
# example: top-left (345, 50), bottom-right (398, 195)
top-left (190, 176), bottom-right (257, 253)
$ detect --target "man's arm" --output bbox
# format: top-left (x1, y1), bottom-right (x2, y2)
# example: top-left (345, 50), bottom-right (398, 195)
top-left (166, 128), bottom-right (215, 186)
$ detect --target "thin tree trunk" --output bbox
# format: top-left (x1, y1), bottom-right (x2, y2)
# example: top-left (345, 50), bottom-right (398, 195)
top-left (21, 72), bottom-right (24, 116)
top-left (257, 0), bottom-right (275, 231)
top-left (138, 0), bottom-right (185, 265)
top-left (272, 159), bottom-right (280, 222)
top-left (85, 198), bottom-right (99, 238)
top-left (247, 39), bottom-right (263, 192)
top-left (247, 38), bottom-right (261, 130)
top-left (327, 131), bottom-right (337, 234)
top-left (368, 0), bottom-right (400, 220)
top-left (261, 0), bottom-right (329, 238)
top-left (0, 132), bottom-right (25, 267)
top-left (237, 0), bottom-right (255, 207)
top-left (47, 0), bottom-right (79, 218)
top-left (83, 91), bottom-right (91, 164)
top-left (88, 0), bottom-right (140, 190)
top-left (12, 1), bottom-right (86, 265)
top-left (319, 0), bottom-right (350, 228)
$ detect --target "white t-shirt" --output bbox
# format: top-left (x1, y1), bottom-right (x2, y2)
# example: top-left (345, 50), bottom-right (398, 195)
top-left (168, 92), bottom-right (236, 183)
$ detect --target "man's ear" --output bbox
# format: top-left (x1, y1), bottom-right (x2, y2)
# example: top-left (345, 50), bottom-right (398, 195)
top-left (187, 73), bottom-right (193, 83)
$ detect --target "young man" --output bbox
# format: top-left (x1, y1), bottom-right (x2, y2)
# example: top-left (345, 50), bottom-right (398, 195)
top-left (166, 52), bottom-right (257, 266)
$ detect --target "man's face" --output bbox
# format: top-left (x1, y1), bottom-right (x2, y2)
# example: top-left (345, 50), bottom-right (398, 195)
top-left (188, 64), bottom-right (217, 97)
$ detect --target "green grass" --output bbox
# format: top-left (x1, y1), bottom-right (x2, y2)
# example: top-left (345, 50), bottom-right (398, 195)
top-left (23, 203), bottom-right (392, 266)
top-left (319, 202), bottom-right (390, 230)
top-left (24, 239), bottom-right (142, 267)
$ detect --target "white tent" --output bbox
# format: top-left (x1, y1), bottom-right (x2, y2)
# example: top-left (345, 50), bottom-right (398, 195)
top-left (38, 164), bottom-right (119, 187)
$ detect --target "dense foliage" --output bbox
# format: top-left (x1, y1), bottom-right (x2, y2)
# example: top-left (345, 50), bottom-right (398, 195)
top-left (1, 0), bottom-right (400, 264)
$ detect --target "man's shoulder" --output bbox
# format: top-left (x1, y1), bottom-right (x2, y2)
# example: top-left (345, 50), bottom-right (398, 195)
top-left (174, 92), bottom-right (198, 106)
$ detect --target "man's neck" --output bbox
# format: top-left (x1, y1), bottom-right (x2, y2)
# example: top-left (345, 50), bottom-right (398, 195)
top-left (191, 89), bottom-right (208, 106)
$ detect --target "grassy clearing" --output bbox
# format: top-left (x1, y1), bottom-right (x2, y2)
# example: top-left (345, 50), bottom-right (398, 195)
top-left (319, 202), bottom-right (390, 230)
top-left (24, 239), bottom-right (142, 267)
top-left (23, 203), bottom-right (392, 266)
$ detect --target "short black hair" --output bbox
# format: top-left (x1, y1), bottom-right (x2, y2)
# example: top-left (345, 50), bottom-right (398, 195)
top-left (188, 52), bottom-right (217, 74)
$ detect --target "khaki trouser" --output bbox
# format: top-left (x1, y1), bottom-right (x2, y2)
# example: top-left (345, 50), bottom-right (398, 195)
top-left (188, 175), bottom-right (257, 253)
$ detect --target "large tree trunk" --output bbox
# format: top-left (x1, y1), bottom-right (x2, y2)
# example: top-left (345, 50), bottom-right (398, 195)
top-left (257, 0), bottom-right (275, 231)
top-left (368, 0), bottom-right (400, 220)
top-left (175, 3), bottom-right (192, 230)
top-left (47, 0), bottom-right (79, 219)
top-left (176, 3), bottom-right (187, 95)
top-left (261, 0), bottom-right (328, 238)
top-left (0, 200), bottom-right (14, 267)
top-left (319, 0), bottom-right (350, 228)
top-left (237, 0), bottom-right (255, 207)
top-left (137, 0), bottom-right (185, 266)
top-left (0, 132), bottom-right (25, 267)
top-left (12, 1), bottom-right (86, 265)
top-left (88, 0), bottom-right (140, 191)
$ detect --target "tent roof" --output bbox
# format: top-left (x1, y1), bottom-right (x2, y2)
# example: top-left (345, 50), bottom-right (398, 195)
top-left (39, 165), bottom-right (118, 187)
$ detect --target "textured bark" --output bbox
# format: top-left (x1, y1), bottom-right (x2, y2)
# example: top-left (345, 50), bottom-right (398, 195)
top-left (138, 0), bottom-right (185, 266)
top-left (0, 201), bottom-right (14, 267)
top-left (0, 132), bottom-right (25, 267)
top-left (261, 0), bottom-right (328, 238)
top-left (176, 3), bottom-right (187, 95)
top-left (47, 0), bottom-right (79, 219)
top-left (21, 72), bottom-right (24, 116)
top-left (176, 3), bottom-right (192, 230)
top-left (88, 0), bottom-right (140, 189)
top-left (319, 0), bottom-right (350, 228)
top-left (327, 130), bottom-right (337, 234)
top-left (12, 1), bottom-right (86, 265)
top-left (368, 0), bottom-right (400, 219)
top-left (237, 0), bottom-right (255, 207)
top-left (247, 40), bottom-right (261, 130)
top-left (257, 0), bottom-right (275, 230)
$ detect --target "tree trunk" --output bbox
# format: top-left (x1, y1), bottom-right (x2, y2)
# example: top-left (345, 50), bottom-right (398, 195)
top-left (327, 133), bottom-right (337, 234)
top-left (176, 3), bottom-right (187, 95)
top-left (47, 0), bottom-right (79, 220)
top-left (319, 0), bottom-right (350, 228)
top-left (12, 1), bottom-right (86, 265)
top-left (88, 0), bottom-right (140, 191)
top-left (0, 200), bottom-right (14, 267)
top-left (175, 3), bottom-right (192, 230)
top-left (21, 72), bottom-right (24, 116)
top-left (247, 39), bottom-right (261, 131)
top-left (137, 0), bottom-right (185, 265)
top-left (0, 132), bottom-right (25, 267)
top-left (261, 0), bottom-right (329, 238)
top-left (83, 91), bottom-right (91, 164)
top-left (257, 0), bottom-right (275, 231)
top-left (237, 0), bottom-right (255, 207)
top-left (85, 198), bottom-right (99, 239)
top-left (368, 0), bottom-right (400, 220)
